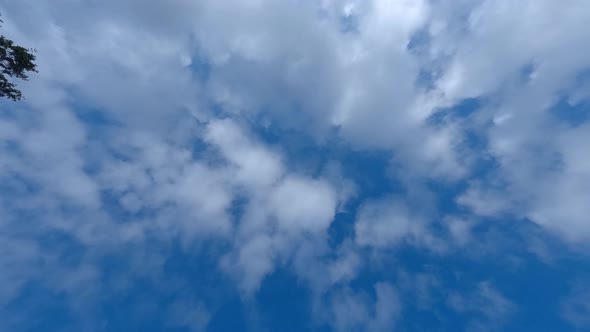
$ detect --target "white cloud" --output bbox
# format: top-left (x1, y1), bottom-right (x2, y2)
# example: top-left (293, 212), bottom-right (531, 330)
top-left (2, 0), bottom-right (590, 329)
top-left (432, 0), bottom-right (590, 243)
top-left (324, 282), bottom-right (400, 332)
top-left (204, 119), bottom-right (342, 293)
top-left (447, 282), bottom-right (514, 331)
top-left (270, 176), bottom-right (337, 234)
top-left (526, 125), bottom-right (590, 243)
top-left (355, 199), bottom-right (426, 248)
top-left (561, 280), bottom-right (590, 329)
top-left (166, 300), bottom-right (211, 332)
top-left (204, 119), bottom-right (284, 189)
top-left (457, 182), bottom-right (513, 218)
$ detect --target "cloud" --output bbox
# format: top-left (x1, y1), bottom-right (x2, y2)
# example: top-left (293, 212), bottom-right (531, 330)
top-left (1, 0), bottom-right (590, 330)
top-left (561, 280), bottom-right (590, 329)
top-left (323, 282), bottom-right (400, 332)
top-left (166, 299), bottom-right (211, 332)
top-left (204, 119), bottom-right (342, 293)
top-left (354, 197), bottom-right (460, 253)
top-left (434, 0), bottom-right (590, 243)
top-left (447, 282), bottom-right (515, 332)
top-left (355, 199), bottom-right (424, 248)
top-left (204, 119), bottom-right (284, 189)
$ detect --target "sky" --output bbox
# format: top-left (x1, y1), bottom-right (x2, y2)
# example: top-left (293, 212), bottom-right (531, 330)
top-left (1, 0), bottom-right (590, 331)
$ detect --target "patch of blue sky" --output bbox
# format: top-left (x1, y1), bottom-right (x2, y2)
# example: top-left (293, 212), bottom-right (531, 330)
top-left (255, 267), bottom-right (317, 332)
top-left (546, 68), bottom-right (590, 126)
top-left (338, 14), bottom-right (359, 34)
top-left (549, 95), bottom-right (590, 127)
top-left (188, 51), bottom-right (212, 83)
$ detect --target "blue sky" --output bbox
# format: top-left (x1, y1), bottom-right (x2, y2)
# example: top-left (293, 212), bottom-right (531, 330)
top-left (1, 0), bottom-right (590, 331)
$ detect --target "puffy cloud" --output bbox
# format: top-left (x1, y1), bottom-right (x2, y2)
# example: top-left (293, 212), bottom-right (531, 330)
top-left (270, 176), bottom-right (337, 233)
top-left (527, 124), bottom-right (590, 242)
top-left (204, 119), bottom-right (284, 189)
top-left (435, 0), bottom-right (590, 243)
top-left (1, 0), bottom-right (590, 330)
top-left (204, 119), bottom-right (341, 293)
top-left (355, 199), bottom-right (423, 248)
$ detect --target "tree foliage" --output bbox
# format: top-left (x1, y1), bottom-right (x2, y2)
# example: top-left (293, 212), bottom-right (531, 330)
top-left (0, 16), bottom-right (37, 101)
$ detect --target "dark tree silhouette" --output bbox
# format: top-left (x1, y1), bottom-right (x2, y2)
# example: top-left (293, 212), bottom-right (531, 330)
top-left (0, 15), bottom-right (37, 101)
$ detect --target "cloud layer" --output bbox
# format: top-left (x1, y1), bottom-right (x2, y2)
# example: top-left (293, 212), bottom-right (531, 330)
top-left (1, 0), bottom-right (590, 331)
